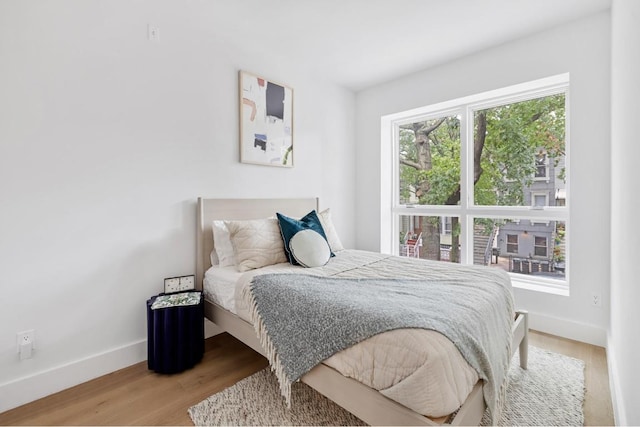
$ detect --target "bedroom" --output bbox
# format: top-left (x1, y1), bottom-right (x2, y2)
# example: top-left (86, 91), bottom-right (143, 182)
top-left (0, 0), bottom-right (637, 425)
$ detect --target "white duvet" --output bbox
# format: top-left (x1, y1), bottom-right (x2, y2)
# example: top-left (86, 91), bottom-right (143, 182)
top-left (205, 250), bottom-right (492, 417)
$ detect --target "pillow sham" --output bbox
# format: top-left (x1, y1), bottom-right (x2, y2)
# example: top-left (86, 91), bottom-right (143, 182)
top-left (317, 208), bottom-right (345, 252)
top-left (289, 229), bottom-right (331, 267)
top-left (212, 220), bottom-right (236, 267)
top-left (224, 218), bottom-right (287, 272)
top-left (276, 210), bottom-right (333, 266)
top-left (210, 250), bottom-right (219, 266)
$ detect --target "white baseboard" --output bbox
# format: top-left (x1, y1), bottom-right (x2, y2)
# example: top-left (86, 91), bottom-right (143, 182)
top-left (606, 334), bottom-right (625, 426)
top-left (527, 311), bottom-right (607, 347)
top-left (0, 339), bottom-right (147, 413)
top-left (0, 320), bottom-right (224, 414)
top-left (0, 313), bottom-right (602, 414)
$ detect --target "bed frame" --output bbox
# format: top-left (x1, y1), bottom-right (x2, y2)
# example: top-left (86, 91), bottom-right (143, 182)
top-left (196, 197), bottom-right (529, 426)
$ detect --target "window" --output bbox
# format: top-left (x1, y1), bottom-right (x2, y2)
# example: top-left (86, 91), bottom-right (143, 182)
top-left (442, 217), bottom-right (452, 235)
top-left (532, 193), bottom-right (548, 208)
top-left (507, 234), bottom-right (518, 254)
top-left (535, 152), bottom-right (548, 180)
top-left (534, 236), bottom-right (547, 257)
top-left (385, 74), bottom-right (569, 290)
top-left (555, 189), bottom-right (566, 207)
top-left (398, 114), bottom-right (460, 206)
top-left (398, 215), bottom-right (459, 262)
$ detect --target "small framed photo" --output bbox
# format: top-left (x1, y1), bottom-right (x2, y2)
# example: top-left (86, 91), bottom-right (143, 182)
top-left (239, 70), bottom-right (293, 167)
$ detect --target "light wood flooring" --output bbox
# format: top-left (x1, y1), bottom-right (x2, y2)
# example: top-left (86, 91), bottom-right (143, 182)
top-left (0, 330), bottom-right (614, 426)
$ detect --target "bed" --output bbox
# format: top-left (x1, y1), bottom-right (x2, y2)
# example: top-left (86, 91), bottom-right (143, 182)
top-left (195, 197), bottom-right (529, 426)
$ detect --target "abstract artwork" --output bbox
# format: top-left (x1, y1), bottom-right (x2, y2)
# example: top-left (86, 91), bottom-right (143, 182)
top-left (239, 71), bottom-right (293, 167)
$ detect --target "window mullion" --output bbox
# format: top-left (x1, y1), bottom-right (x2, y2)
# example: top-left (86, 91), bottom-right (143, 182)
top-left (460, 106), bottom-right (473, 264)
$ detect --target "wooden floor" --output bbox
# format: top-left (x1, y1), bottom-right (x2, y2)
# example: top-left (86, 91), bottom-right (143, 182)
top-left (0, 330), bottom-right (614, 426)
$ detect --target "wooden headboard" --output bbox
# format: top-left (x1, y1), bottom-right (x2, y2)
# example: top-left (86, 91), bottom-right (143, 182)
top-left (196, 197), bottom-right (319, 289)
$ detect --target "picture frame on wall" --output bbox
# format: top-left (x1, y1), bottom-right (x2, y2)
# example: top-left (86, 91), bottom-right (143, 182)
top-left (239, 70), bottom-right (294, 167)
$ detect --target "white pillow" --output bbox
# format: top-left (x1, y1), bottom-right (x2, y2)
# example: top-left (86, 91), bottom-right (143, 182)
top-left (289, 229), bottom-right (331, 268)
top-left (318, 208), bottom-right (345, 252)
top-left (210, 250), bottom-right (219, 266)
top-left (212, 220), bottom-right (236, 267)
top-left (224, 218), bottom-right (287, 272)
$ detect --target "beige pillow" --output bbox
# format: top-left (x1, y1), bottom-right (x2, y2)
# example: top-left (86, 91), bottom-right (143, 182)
top-left (212, 220), bottom-right (236, 267)
top-left (224, 218), bottom-right (287, 272)
top-left (318, 208), bottom-right (345, 252)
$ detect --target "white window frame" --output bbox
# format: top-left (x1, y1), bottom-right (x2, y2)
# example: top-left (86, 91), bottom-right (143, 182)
top-left (531, 193), bottom-right (551, 225)
top-left (531, 192), bottom-right (549, 208)
top-left (534, 235), bottom-right (548, 257)
top-left (381, 74), bottom-right (570, 295)
top-left (534, 152), bottom-right (550, 182)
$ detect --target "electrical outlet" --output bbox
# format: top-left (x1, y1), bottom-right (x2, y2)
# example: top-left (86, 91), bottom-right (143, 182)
top-left (591, 293), bottom-right (602, 308)
top-left (147, 25), bottom-right (160, 42)
top-left (16, 330), bottom-right (35, 359)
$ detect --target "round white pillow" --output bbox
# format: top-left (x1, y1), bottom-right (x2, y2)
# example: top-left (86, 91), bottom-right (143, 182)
top-left (289, 229), bottom-right (331, 268)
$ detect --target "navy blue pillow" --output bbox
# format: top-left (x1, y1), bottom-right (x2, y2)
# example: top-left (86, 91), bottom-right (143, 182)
top-left (276, 210), bottom-right (334, 265)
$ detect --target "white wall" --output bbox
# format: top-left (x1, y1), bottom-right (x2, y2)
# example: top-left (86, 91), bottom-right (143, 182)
top-left (355, 13), bottom-right (611, 346)
top-left (0, 1), bottom-right (356, 411)
top-left (609, 1), bottom-right (640, 425)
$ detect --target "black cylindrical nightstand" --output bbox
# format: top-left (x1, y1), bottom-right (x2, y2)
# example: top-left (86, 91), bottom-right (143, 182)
top-left (146, 291), bottom-right (204, 374)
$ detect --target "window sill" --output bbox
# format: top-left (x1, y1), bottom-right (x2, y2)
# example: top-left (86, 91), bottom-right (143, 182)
top-left (510, 275), bottom-right (569, 296)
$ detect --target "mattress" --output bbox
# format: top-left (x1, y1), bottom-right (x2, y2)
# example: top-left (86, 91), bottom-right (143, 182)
top-left (203, 266), bottom-right (241, 313)
top-left (208, 250), bottom-right (492, 417)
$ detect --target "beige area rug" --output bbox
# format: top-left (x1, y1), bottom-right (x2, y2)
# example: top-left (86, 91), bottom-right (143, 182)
top-left (189, 346), bottom-right (585, 426)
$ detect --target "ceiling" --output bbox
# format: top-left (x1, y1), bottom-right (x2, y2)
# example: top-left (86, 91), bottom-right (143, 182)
top-left (209, 0), bottom-right (611, 91)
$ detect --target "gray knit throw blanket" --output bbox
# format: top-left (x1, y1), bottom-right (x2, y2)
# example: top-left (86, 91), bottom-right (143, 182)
top-left (246, 273), bottom-right (514, 424)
